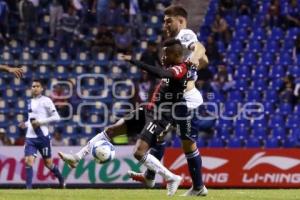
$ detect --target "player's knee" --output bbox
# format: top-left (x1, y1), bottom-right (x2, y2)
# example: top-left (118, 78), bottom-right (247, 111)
top-left (25, 157), bottom-right (34, 166)
top-left (133, 149), bottom-right (145, 161)
top-left (181, 140), bottom-right (197, 153)
top-left (44, 159), bottom-right (52, 168)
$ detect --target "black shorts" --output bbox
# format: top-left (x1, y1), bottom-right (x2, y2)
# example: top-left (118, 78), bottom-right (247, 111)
top-left (124, 107), bottom-right (172, 146)
top-left (124, 107), bottom-right (146, 137)
top-left (139, 111), bottom-right (172, 146)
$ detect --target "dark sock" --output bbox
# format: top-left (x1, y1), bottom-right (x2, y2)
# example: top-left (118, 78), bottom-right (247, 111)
top-left (185, 149), bottom-right (203, 190)
top-left (25, 166), bottom-right (33, 189)
top-left (50, 165), bottom-right (64, 185)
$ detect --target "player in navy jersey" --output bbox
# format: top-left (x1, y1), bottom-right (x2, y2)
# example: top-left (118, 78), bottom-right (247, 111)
top-left (19, 79), bottom-right (65, 189)
top-left (59, 39), bottom-right (189, 196)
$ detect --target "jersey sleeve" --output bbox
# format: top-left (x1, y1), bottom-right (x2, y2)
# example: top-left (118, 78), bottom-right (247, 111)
top-left (176, 29), bottom-right (198, 50)
top-left (44, 97), bottom-right (58, 115)
top-left (168, 64), bottom-right (188, 80)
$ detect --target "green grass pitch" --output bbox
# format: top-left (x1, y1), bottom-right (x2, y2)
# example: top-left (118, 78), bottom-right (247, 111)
top-left (0, 189), bottom-right (299, 200)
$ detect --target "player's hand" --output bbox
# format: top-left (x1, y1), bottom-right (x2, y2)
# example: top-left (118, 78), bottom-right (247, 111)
top-left (188, 57), bottom-right (200, 68)
top-left (18, 122), bottom-right (26, 129)
top-left (8, 67), bottom-right (24, 79)
top-left (120, 54), bottom-right (132, 61)
top-left (31, 120), bottom-right (41, 129)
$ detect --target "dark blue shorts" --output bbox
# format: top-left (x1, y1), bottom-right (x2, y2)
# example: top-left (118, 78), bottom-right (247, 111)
top-left (25, 136), bottom-right (52, 159)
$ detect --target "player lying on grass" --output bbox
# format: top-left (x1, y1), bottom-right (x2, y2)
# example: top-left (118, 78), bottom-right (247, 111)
top-left (59, 39), bottom-right (194, 196)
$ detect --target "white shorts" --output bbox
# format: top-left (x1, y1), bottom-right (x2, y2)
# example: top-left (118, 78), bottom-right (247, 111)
top-left (183, 87), bottom-right (204, 110)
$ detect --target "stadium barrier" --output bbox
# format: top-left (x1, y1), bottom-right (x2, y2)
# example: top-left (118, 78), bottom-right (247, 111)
top-left (1, 147), bottom-right (300, 188)
top-left (164, 148), bottom-right (300, 188)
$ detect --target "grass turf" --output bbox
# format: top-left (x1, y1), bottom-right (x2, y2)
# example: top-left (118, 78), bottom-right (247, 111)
top-left (0, 189), bottom-right (299, 200)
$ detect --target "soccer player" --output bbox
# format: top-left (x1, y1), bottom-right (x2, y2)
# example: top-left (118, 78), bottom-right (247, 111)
top-left (19, 79), bottom-right (65, 189)
top-left (59, 39), bottom-right (189, 196)
top-left (128, 5), bottom-right (208, 196)
top-left (0, 65), bottom-right (23, 78)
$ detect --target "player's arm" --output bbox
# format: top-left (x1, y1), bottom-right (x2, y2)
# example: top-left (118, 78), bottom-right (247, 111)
top-left (122, 55), bottom-right (186, 79)
top-left (0, 65), bottom-right (23, 78)
top-left (177, 29), bottom-right (209, 69)
top-left (34, 98), bottom-right (61, 126)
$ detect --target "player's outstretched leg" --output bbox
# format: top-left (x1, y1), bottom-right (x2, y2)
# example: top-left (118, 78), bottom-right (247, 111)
top-left (58, 130), bottom-right (110, 168)
top-left (134, 139), bottom-right (182, 196)
top-left (128, 141), bottom-right (166, 187)
top-left (59, 119), bottom-right (125, 168)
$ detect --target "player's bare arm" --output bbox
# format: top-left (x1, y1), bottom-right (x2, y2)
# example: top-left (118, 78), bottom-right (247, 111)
top-left (0, 65), bottom-right (24, 78)
top-left (189, 42), bottom-right (209, 69)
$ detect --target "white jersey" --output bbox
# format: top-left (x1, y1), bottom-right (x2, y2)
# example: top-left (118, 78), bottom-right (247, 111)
top-left (25, 95), bottom-right (60, 138)
top-left (175, 28), bottom-right (204, 109)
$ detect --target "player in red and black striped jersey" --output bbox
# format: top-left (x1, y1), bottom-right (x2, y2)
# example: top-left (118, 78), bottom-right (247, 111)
top-left (59, 38), bottom-right (187, 196)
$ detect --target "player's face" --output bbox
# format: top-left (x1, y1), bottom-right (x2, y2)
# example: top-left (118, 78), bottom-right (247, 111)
top-left (161, 47), bottom-right (174, 66)
top-left (163, 15), bottom-right (181, 38)
top-left (31, 82), bottom-right (43, 97)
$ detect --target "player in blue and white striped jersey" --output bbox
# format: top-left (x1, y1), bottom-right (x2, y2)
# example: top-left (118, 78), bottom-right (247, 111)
top-left (19, 79), bottom-right (64, 189)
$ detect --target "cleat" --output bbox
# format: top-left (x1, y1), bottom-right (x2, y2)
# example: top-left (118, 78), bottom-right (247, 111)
top-left (58, 152), bottom-right (79, 169)
top-left (59, 181), bottom-right (66, 189)
top-left (166, 175), bottom-right (182, 196)
top-left (127, 170), bottom-right (155, 188)
top-left (180, 185), bottom-right (208, 196)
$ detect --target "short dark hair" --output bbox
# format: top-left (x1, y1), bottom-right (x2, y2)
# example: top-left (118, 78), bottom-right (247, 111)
top-left (164, 5), bottom-right (188, 19)
top-left (163, 38), bottom-right (183, 56)
top-left (32, 79), bottom-right (44, 87)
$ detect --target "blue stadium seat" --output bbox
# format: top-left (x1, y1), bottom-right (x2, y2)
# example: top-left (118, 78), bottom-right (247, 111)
top-left (252, 65), bottom-right (268, 79)
top-left (269, 114), bottom-right (285, 128)
top-left (247, 40), bottom-right (262, 53)
top-left (286, 115), bottom-right (299, 129)
top-left (277, 102), bottom-right (293, 116)
top-left (57, 52), bottom-right (72, 66)
top-left (264, 39), bottom-right (280, 54)
top-left (236, 65), bottom-right (250, 79)
top-left (287, 65), bottom-right (300, 77)
top-left (234, 79), bottom-right (249, 91)
top-left (227, 90), bottom-right (243, 102)
top-left (259, 52), bottom-right (275, 66)
top-left (250, 27), bottom-right (266, 41)
top-left (251, 78), bottom-right (267, 91)
top-left (271, 126), bottom-right (286, 139)
top-left (278, 52), bottom-right (293, 66)
top-left (246, 137), bottom-right (261, 148)
top-left (265, 138), bottom-right (280, 148)
top-left (236, 15), bottom-right (252, 29)
top-left (19, 50), bottom-right (33, 65)
top-left (208, 137), bottom-right (225, 148)
top-left (241, 52), bottom-right (257, 65)
top-left (262, 101), bottom-right (275, 114)
top-left (283, 137), bottom-right (297, 148)
top-left (268, 79), bottom-right (284, 91)
top-left (246, 89), bottom-right (262, 102)
top-left (235, 125), bottom-right (250, 139)
top-left (269, 65), bottom-right (285, 79)
top-left (215, 125), bottom-right (231, 140)
top-left (227, 137), bottom-right (243, 148)
top-left (227, 52), bottom-right (240, 65)
top-left (270, 27), bottom-right (284, 41)
top-left (228, 41), bottom-right (243, 54)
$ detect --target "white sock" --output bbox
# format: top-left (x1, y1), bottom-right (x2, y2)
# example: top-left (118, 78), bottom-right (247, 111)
top-left (75, 131), bottom-right (110, 159)
top-left (142, 154), bottom-right (175, 181)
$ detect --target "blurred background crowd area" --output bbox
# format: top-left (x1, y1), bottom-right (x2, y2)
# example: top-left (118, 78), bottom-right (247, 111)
top-left (0, 0), bottom-right (299, 148)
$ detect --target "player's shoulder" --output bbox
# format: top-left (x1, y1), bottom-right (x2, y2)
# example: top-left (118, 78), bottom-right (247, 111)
top-left (176, 29), bottom-right (198, 43)
top-left (41, 95), bottom-right (53, 103)
top-left (177, 29), bottom-right (197, 38)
